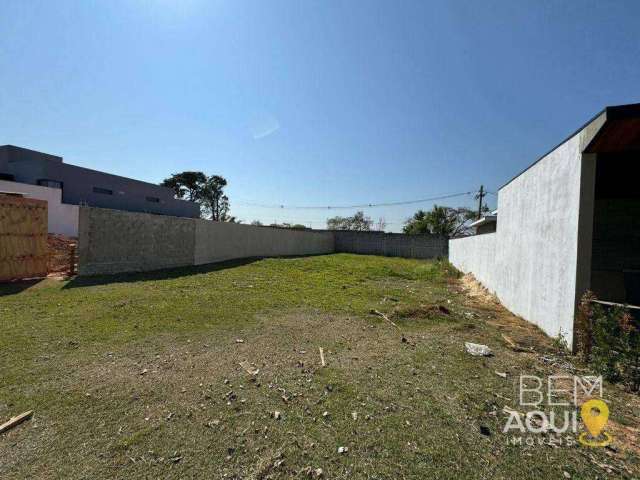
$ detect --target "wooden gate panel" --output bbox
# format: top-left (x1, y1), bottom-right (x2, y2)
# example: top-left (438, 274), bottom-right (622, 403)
top-left (0, 195), bottom-right (48, 282)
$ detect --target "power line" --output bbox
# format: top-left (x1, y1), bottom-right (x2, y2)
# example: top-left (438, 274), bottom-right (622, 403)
top-left (234, 191), bottom-right (475, 210)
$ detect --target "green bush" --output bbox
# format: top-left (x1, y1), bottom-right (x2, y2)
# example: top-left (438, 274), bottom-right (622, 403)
top-left (576, 292), bottom-right (640, 391)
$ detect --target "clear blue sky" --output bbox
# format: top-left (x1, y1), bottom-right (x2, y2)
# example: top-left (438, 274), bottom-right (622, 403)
top-left (1, 1), bottom-right (639, 230)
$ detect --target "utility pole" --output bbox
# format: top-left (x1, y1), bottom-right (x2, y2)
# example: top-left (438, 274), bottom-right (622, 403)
top-left (476, 185), bottom-right (485, 219)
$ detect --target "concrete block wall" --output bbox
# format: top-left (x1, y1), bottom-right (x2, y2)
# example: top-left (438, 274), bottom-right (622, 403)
top-left (78, 207), bottom-right (196, 275)
top-left (78, 208), bottom-right (447, 276)
top-left (78, 207), bottom-right (334, 276)
top-left (334, 231), bottom-right (448, 259)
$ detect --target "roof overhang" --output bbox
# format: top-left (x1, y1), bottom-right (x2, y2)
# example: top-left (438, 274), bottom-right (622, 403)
top-left (500, 103), bottom-right (640, 190)
top-left (583, 104), bottom-right (640, 154)
top-left (469, 215), bottom-right (497, 229)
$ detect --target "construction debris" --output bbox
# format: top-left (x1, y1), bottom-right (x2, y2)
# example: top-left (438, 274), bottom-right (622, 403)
top-left (370, 309), bottom-right (400, 330)
top-left (319, 347), bottom-right (326, 367)
top-left (501, 334), bottom-right (530, 352)
top-left (0, 410), bottom-right (33, 434)
top-left (239, 360), bottom-right (259, 376)
top-left (464, 342), bottom-right (493, 357)
top-left (495, 371), bottom-right (507, 378)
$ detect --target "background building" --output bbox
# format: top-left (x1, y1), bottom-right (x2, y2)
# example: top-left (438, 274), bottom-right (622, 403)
top-left (0, 145), bottom-right (200, 221)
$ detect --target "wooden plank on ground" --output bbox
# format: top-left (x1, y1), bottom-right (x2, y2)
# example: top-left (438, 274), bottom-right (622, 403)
top-left (0, 411), bottom-right (33, 434)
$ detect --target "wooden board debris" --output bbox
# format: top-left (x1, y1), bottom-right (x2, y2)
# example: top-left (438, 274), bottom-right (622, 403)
top-left (0, 410), bottom-right (33, 434)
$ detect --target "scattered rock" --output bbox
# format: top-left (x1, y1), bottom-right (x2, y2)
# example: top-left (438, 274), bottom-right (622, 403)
top-left (239, 360), bottom-right (259, 376)
top-left (351, 412), bottom-right (358, 421)
top-left (273, 411), bottom-right (282, 420)
top-left (168, 452), bottom-right (182, 463)
top-left (465, 342), bottom-right (493, 357)
top-left (235, 339), bottom-right (245, 344)
top-left (563, 472), bottom-right (571, 479)
top-left (495, 371), bottom-right (507, 378)
top-left (337, 446), bottom-right (348, 454)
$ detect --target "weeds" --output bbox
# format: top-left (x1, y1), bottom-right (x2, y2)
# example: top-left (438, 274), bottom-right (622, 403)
top-left (576, 291), bottom-right (640, 391)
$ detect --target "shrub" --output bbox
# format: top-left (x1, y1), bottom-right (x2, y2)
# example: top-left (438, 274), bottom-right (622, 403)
top-left (576, 292), bottom-right (640, 392)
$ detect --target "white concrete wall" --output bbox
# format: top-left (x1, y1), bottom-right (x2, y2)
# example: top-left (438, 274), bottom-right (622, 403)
top-left (0, 180), bottom-right (79, 236)
top-left (449, 125), bottom-right (599, 347)
top-left (449, 233), bottom-right (497, 292)
top-left (494, 134), bottom-right (583, 343)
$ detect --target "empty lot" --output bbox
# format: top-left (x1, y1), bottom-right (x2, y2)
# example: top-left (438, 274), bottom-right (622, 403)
top-left (1, 254), bottom-right (638, 479)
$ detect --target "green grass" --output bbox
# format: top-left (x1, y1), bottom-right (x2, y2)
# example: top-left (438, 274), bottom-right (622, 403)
top-left (0, 254), bottom-right (638, 479)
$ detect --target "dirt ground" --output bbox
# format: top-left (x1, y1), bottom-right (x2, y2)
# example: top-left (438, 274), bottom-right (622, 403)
top-left (47, 234), bottom-right (77, 277)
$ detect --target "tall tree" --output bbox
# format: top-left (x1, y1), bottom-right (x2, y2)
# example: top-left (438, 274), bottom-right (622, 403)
top-left (200, 175), bottom-right (230, 221)
top-left (161, 171), bottom-right (235, 221)
top-left (326, 211), bottom-right (372, 231)
top-left (161, 171), bottom-right (207, 201)
top-left (403, 205), bottom-right (484, 238)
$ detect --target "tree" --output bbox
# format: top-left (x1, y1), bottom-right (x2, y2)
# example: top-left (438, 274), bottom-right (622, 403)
top-left (268, 223), bottom-right (308, 230)
top-left (200, 175), bottom-right (230, 221)
top-left (161, 171), bottom-right (207, 201)
top-left (403, 205), bottom-right (484, 238)
top-left (251, 220), bottom-right (263, 226)
top-left (326, 211), bottom-right (372, 231)
top-left (161, 171), bottom-right (234, 221)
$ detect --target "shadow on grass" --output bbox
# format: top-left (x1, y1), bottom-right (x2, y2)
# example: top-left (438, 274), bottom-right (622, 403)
top-left (0, 279), bottom-right (45, 297)
top-left (63, 257), bottom-right (261, 289)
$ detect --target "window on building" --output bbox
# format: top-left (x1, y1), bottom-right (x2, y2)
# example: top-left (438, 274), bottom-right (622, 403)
top-left (37, 179), bottom-right (62, 189)
top-left (93, 186), bottom-right (113, 195)
top-left (146, 196), bottom-right (160, 203)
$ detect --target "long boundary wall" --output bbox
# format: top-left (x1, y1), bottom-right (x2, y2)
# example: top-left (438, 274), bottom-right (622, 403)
top-left (334, 231), bottom-right (448, 259)
top-left (78, 207), bottom-right (448, 276)
top-left (78, 207), bottom-right (334, 276)
top-left (194, 221), bottom-right (335, 265)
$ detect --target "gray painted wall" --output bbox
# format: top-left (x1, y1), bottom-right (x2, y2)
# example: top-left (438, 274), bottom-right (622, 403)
top-left (194, 221), bottom-right (334, 265)
top-left (78, 207), bottom-right (334, 276)
top-left (334, 231), bottom-right (448, 259)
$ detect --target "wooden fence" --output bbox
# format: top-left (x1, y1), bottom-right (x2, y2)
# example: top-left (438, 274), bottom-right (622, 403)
top-left (0, 195), bottom-right (48, 282)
